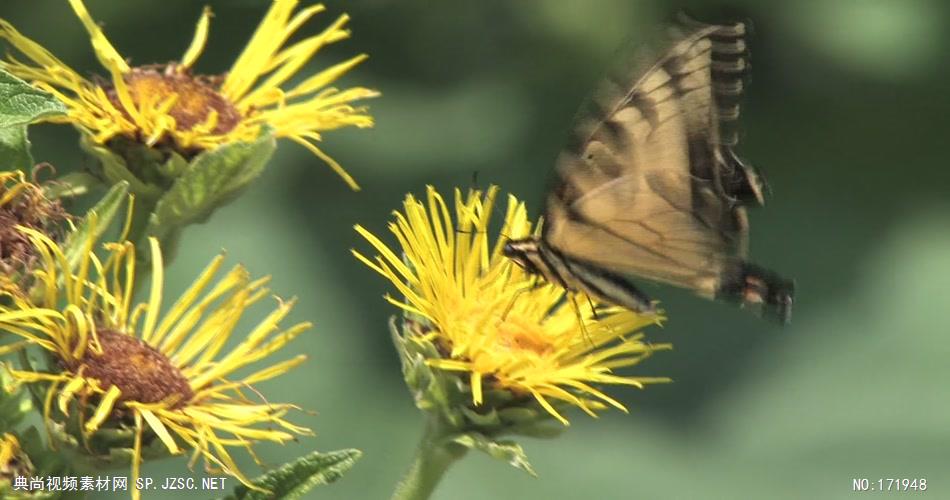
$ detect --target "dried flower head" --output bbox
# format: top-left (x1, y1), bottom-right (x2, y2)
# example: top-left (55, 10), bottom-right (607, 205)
top-left (0, 170), bottom-right (68, 283)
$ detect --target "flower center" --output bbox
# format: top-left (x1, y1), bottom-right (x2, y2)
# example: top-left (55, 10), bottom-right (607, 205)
top-left (77, 329), bottom-right (194, 407)
top-left (108, 66), bottom-right (242, 137)
top-left (0, 178), bottom-right (67, 278)
top-left (496, 315), bottom-right (555, 356)
top-left (0, 211), bottom-right (32, 272)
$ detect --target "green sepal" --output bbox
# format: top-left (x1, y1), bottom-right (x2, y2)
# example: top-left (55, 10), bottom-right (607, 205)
top-left (391, 316), bottom-right (568, 436)
top-left (389, 317), bottom-right (463, 428)
top-left (44, 416), bottom-right (170, 473)
top-left (449, 432), bottom-right (536, 477)
top-left (144, 127), bottom-right (276, 244)
top-left (78, 127), bottom-right (275, 269)
top-left (78, 134), bottom-right (163, 202)
top-left (223, 449), bottom-right (363, 500)
top-left (390, 314), bottom-right (575, 483)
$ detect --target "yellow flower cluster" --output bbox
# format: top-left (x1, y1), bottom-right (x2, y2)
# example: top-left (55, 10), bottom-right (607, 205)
top-left (355, 186), bottom-right (670, 424)
top-left (0, 0), bottom-right (378, 189)
top-left (0, 228), bottom-right (310, 498)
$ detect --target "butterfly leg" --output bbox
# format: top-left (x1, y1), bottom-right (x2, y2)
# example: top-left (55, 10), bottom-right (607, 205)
top-left (500, 275), bottom-right (543, 321)
top-left (568, 292), bottom-right (594, 346)
top-left (585, 294), bottom-right (600, 321)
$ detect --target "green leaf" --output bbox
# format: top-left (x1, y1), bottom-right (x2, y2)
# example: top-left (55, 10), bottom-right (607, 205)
top-left (450, 432), bottom-right (536, 477)
top-left (0, 69), bottom-right (66, 128)
top-left (3, 427), bottom-right (69, 489)
top-left (61, 182), bottom-right (129, 271)
top-left (145, 130), bottom-right (276, 243)
top-left (0, 125), bottom-right (33, 171)
top-left (0, 368), bottom-right (31, 430)
top-left (0, 70), bottom-right (66, 171)
top-left (225, 449), bottom-right (363, 500)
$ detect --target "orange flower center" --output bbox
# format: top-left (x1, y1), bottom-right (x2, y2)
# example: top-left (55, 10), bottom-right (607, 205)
top-left (108, 66), bottom-right (242, 137)
top-left (495, 315), bottom-right (555, 356)
top-left (76, 329), bottom-right (194, 407)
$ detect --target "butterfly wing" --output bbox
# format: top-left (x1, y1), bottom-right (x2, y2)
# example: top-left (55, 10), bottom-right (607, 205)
top-left (543, 17), bottom-right (793, 322)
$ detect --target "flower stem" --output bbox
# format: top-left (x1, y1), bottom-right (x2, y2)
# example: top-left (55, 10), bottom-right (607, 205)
top-left (391, 415), bottom-right (467, 500)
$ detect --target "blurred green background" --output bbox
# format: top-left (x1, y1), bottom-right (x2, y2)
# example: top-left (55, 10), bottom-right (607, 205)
top-left (2, 0), bottom-right (949, 498)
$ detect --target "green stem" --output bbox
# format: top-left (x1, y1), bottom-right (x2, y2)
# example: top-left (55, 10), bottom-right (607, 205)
top-left (391, 415), bottom-right (467, 500)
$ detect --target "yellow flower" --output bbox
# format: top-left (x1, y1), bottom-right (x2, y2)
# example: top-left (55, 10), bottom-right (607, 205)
top-left (0, 0), bottom-right (378, 190)
top-left (0, 228), bottom-right (312, 497)
top-left (354, 186), bottom-right (671, 425)
top-left (0, 433), bottom-right (23, 475)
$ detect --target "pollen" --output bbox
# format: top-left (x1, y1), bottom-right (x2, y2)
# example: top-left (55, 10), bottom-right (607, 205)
top-left (75, 329), bottom-right (194, 407)
top-left (496, 316), bottom-right (555, 356)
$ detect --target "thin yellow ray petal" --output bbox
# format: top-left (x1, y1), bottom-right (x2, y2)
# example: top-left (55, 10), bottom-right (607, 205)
top-left (131, 413), bottom-right (143, 500)
top-left (140, 238), bottom-right (163, 342)
top-left (238, 15), bottom-right (350, 107)
top-left (67, 0), bottom-right (130, 73)
top-left (138, 408), bottom-right (181, 454)
top-left (287, 136), bottom-right (359, 190)
top-left (57, 376), bottom-right (87, 415)
top-left (222, 0), bottom-right (303, 100)
top-left (286, 54), bottom-right (368, 100)
top-left (152, 254), bottom-right (225, 346)
top-left (530, 390), bottom-right (569, 426)
top-left (84, 385), bottom-right (121, 434)
top-left (180, 6), bottom-right (212, 69)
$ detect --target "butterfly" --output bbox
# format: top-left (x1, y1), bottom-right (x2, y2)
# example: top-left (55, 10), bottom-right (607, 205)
top-left (503, 15), bottom-right (795, 324)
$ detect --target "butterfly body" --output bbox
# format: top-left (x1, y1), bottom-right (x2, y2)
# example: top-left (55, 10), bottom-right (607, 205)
top-left (504, 16), bottom-right (794, 323)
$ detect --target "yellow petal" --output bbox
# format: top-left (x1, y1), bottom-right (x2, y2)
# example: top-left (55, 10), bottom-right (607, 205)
top-left (67, 0), bottom-right (130, 73)
top-left (180, 6), bottom-right (212, 69)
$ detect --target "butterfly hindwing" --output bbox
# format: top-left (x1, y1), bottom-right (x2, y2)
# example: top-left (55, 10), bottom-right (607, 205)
top-left (540, 16), bottom-right (793, 322)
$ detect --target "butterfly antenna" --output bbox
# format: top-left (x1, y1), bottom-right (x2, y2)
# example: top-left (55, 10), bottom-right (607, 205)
top-left (454, 188), bottom-right (514, 240)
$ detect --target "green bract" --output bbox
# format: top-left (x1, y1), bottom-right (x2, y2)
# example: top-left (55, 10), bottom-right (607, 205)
top-left (225, 449), bottom-right (363, 500)
top-left (390, 316), bottom-right (568, 479)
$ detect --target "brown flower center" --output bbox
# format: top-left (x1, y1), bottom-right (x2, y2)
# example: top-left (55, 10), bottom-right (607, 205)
top-left (0, 176), bottom-right (67, 278)
top-left (107, 66), bottom-right (242, 137)
top-left (76, 329), bottom-right (194, 408)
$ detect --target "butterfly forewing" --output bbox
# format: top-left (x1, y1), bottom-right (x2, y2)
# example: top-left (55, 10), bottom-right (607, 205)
top-left (538, 16), bottom-right (794, 323)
